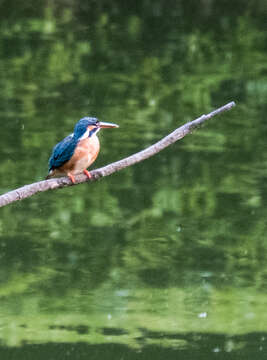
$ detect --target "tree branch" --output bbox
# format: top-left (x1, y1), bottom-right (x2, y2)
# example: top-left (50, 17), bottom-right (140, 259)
top-left (0, 101), bottom-right (236, 208)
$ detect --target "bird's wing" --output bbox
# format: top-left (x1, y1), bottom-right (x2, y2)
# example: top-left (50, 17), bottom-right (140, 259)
top-left (48, 134), bottom-right (76, 170)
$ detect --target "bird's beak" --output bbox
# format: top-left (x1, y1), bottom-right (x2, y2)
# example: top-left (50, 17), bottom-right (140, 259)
top-left (98, 121), bottom-right (119, 128)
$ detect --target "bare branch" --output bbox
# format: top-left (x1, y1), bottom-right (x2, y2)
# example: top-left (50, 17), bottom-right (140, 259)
top-left (0, 101), bottom-right (236, 208)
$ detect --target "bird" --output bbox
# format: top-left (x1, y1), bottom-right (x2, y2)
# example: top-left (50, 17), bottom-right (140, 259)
top-left (46, 117), bottom-right (119, 183)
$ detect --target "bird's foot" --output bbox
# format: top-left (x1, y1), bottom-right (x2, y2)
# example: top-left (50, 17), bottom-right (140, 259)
top-left (67, 173), bottom-right (76, 184)
top-left (83, 169), bottom-right (92, 179)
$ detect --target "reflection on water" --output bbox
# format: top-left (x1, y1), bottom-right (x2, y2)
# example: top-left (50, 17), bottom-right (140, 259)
top-left (0, 1), bottom-right (267, 359)
top-left (0, 334), bottom-right (266, 360)
top-left (0, 329), bottom-right (266, 359)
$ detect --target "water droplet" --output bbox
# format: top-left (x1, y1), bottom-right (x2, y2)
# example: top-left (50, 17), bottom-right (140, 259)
top-left (198, 312), bottom-right (207, 318)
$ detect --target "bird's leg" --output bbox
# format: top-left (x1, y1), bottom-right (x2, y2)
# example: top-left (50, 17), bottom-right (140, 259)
top-left (67, 173), bottom-right (76, 184)
top-left (83, 169), bottom-right (92, 179)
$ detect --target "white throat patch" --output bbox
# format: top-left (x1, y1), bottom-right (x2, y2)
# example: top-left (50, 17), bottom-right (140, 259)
top-left (79, 127), bottom-right (100, 141)
top-left (79, 128), bottom-right (90, 140)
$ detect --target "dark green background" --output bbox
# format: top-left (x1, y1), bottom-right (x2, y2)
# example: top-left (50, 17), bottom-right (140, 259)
top-left (0, 1), bottom-right (267, 359)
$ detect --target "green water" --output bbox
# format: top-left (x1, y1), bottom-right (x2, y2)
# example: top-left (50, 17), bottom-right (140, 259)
top-left (0, 1), bottom-right (267, 359)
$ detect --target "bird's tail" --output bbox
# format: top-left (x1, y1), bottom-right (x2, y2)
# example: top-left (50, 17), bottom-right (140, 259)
top-left (45, 170), bottom-right (54, 180)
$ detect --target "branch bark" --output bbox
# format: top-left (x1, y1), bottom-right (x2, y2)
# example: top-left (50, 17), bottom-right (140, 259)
top-left (0, 101), bottom-right (236, 208)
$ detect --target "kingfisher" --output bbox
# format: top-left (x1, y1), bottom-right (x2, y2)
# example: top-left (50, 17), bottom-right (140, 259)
top-left (46, 117), bottom-right (119, 183)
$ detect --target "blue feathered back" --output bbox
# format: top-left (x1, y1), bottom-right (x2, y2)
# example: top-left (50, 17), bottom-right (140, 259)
top-left (48, 134), bottom-right (78, 171)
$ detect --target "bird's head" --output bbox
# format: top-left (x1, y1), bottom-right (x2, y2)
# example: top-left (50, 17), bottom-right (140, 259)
top-left (74, 117), bottom-right (119, 140)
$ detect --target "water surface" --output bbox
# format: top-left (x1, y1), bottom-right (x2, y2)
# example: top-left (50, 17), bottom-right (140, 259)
top-left (0, 1), bottom-right (267, 359)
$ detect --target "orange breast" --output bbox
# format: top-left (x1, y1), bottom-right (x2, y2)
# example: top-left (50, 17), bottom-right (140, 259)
top-left (60, 135), bottom-right (100, 175)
